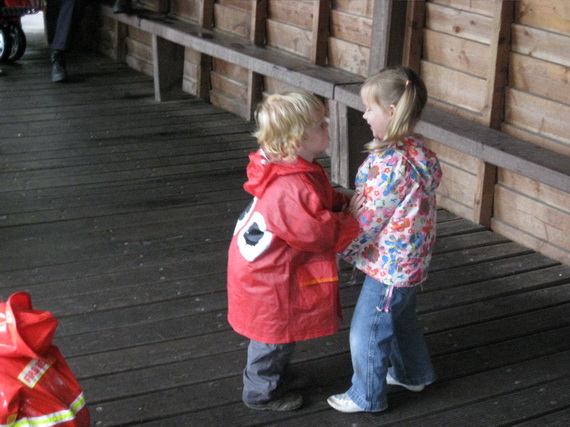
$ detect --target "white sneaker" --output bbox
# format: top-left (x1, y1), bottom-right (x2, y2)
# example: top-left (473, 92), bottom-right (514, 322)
top-left (386, 373), bottom-right (425, 392)
top-left (327, 393), bottom-right (364, 413)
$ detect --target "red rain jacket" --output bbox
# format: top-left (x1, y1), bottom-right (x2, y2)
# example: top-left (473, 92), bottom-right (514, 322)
top-left (0, 292), bottom-right (90, 427)
top-left (227, 150), bottom-right (359, 344)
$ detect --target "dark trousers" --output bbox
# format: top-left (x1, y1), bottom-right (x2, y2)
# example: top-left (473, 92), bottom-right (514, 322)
top-left (45, 0), bottom-right (86, 51)
top-left (242, 340), bottom-right (296, 404)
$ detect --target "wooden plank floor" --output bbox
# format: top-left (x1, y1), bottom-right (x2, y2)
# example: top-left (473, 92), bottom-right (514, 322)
top-left (1, 15), bottom-right (569, 426)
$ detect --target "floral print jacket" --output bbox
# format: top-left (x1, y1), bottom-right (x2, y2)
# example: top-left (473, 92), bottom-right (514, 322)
top-left (342, 135), bottom-right (442, 287)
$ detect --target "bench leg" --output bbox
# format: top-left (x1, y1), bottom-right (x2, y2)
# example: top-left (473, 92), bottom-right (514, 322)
top-left (329, 101), bottom-right (370, 188)
top-left (152, 35), bottom-right (185, 101)
top-left (114, 21), bottom-right (128, 63)
top-left (473, 160), bottom-right (497, 228)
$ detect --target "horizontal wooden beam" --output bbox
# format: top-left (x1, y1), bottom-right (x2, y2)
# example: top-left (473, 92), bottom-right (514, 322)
top-left (418, 106), bottom-right (569, 193)
top-left (102, 5), bottom-right (569, 195)
top-left (101, 5), bottom-right (361, 99)
top-left (332, 83), bottom-right (569, 193)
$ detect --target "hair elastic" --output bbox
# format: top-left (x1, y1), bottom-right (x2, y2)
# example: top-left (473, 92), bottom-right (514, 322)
top-left (406, 79), bottom-right (412, 86)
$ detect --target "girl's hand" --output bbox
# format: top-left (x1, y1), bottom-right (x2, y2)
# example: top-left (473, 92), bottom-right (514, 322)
top-left (348, 192), bottom-right (365, 217)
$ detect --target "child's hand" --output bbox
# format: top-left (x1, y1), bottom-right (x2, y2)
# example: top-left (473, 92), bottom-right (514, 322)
top-left (348, 192), bottom-right (365, 217)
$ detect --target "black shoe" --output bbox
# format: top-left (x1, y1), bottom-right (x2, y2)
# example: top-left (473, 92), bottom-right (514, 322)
top-left (51, 50), bottom-right (67, 83)
top-left (113, 0), bottom-right (132, 13)
top-left (244, 393), bottom-right (302, 411)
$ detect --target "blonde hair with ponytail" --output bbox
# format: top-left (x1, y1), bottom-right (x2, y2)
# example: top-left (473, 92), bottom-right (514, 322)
top-left (360, 66), bottom-right (427, 153)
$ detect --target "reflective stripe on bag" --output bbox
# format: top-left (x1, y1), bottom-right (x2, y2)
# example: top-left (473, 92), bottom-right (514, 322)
top-left (5, 392), bottom-right (87, 427)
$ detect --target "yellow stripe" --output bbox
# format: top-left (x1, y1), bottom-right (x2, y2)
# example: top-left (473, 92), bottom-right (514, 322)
top-left (5, 392), bottom-right (87, 427)
top-left (299, 276), bottom-right (338, 286)
top-left (70, 393), bottom-right (86, 414)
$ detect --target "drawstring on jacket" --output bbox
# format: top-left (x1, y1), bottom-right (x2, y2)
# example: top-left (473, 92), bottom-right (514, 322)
top-left (377, 284), bottom-right (395, 313)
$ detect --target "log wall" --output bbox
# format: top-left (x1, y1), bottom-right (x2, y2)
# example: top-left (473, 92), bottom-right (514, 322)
top-left (95, 0), bottom-right (569, 264)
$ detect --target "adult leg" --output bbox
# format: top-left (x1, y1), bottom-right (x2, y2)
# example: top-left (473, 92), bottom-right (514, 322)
top-left (49, 0), bottom-right (82, 52)
top-left (47, 0), bottom-right (84, 81)
top-left (44, 0), bottom-right (62, 47)
top-left (242, 340), bottom-right (302, 411)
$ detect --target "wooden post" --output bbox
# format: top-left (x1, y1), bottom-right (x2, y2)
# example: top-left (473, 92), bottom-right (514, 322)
top-left (246, 0), bottom-right (267, 121)
top-left (247, 72), bottom-right (264, 121)
top-left (114, 21), bottom-right (128, 63)
top-left (483, 0), bottom-right (515, 130)
top-left (329, 101), bottom-right (346, 187)
top-left (311, 0), bottom-right (330, 66)
top-left (199, 0), bottom-right (214, 30)
top-left (196, 0), bottom-right (214, 101)
top-left (329, 101), bottom-right (370, 189)
top-left (473, 0), bottom-right (514, 227)
top-left (197, 51), bottom-right (212, 102)
top-left (473, 160), bottom-right (497, 228)
top-left (250, 0), bottom-right (267, 46)
top-left (402, 0), bottom-right (426, 71)
top-left (369, 0), bottom-right (408, 74)
top-left (152, 35), bottom-right (185, 102)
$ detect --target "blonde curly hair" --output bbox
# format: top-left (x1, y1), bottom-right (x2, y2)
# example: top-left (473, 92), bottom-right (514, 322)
top-left (253, 92), bottom-right (325, 162)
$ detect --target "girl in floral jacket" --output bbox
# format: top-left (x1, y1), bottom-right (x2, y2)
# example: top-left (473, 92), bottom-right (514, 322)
top-left (328, 66), bottom-right (442, 413)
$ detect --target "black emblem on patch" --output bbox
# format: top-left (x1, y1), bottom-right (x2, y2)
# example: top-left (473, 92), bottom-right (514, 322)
top-left (244, 222), bottom-right (264, 246)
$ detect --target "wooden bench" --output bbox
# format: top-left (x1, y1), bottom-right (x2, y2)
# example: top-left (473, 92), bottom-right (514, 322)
top-left (100, 5), bottom-right (363, 103)
top-left (100, 3), bottom-right (569, 233)
top-left (335, 84), bottom-right (570, 194)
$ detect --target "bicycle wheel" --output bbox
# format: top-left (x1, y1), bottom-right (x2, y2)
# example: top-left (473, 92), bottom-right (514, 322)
top-left (0, 24), bottom-right (12, 62)
top-left (8, 22), bottom-right (26, 61)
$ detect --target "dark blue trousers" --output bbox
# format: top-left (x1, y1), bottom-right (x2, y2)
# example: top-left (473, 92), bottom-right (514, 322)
top-left (45, 0), bottom-right (86, 51)
top-left (242, 340), bottom-right (296, 404)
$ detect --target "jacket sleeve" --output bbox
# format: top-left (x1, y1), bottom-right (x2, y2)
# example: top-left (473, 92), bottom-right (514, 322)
top-left (265, 177), bottom-right (359, 254)
top-left (343, 154), bottom-right (410, 255)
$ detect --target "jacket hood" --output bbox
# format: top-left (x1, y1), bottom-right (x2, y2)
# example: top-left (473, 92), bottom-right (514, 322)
top-left (0, 292), bottom-right (58, 359)
top-left (395, 137), bottom-right (441, 193)
top-left (243, 149), bottom-right (320, 198)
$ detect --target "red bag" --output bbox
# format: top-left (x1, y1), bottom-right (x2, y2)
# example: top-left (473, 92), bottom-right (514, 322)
top-left (0, 292), bottom-right (90, 427)
top-left (2, 0), bottom-right (42, 8)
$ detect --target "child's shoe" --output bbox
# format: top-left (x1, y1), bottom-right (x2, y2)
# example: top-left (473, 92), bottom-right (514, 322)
top-left (386, 373), bottom-right (425, 392)
top-left (327, 393), bottom-right (364, 413)
top-left (244, 393), bottom-right (302, 411)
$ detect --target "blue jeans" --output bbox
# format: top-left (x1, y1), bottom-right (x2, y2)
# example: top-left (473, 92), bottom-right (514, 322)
top-left (347, 275), bottom-right (436, 412)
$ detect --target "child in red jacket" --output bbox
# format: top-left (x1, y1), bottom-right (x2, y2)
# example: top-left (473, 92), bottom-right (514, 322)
top-left (227, 92), bottom-right (360, 411)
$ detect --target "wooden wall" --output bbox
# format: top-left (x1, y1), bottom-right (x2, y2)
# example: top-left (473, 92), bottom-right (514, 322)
top-left (418, 0), bottom-right (570, 154)
top-left (493, 0), bottom-right (570, 264)
top-left (96, 0), bottom-right (569, 265)
top-left (408, 0), bottom-right (506, 227)
top-left (405, 0), bottom-right (569, 264)
top-left (98, 0), bottom-right (378, 116)
top-left (506, 0), bottom-right (570, 156)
